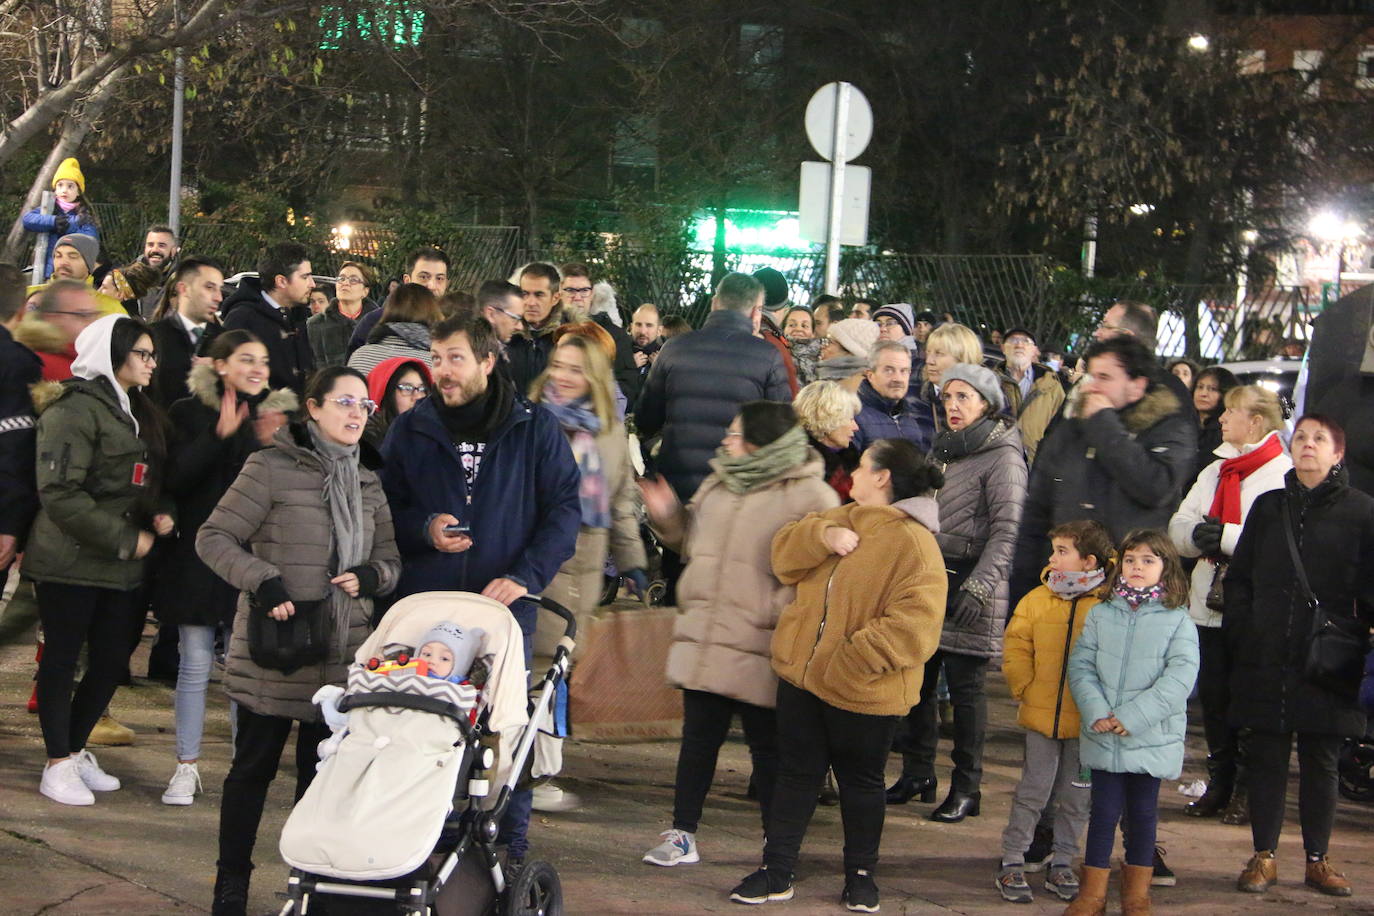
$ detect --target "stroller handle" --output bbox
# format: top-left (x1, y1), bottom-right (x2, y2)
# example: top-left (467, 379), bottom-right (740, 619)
top-left (535, 595), bottom-right (577, 642)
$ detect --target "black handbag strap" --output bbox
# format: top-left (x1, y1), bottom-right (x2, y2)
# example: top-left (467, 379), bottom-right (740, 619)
top-left (1280, 497), bottom-right (1318, 611)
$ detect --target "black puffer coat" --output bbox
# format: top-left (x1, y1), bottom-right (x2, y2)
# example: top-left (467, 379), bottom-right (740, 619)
top-left (1011, 383), bottom-right (1196, 603)
top-left (1222, 468), bottom-right (1374, 737)
top-left (220, 276), bottom-right (314, 395)
top-left (155, 364), bottom-right (298, 627)
top-left (635, 309), bottom-right (792, 501)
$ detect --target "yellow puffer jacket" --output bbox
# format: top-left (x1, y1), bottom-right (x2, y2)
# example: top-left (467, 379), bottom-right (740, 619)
top-left (1001, 571), bottom-right (1108, 739)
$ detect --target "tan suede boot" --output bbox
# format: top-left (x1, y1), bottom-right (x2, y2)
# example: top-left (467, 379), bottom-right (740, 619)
top-left (1120, 863), bottom-right (1153, 915)
top-left (1062, 865), bottom-right (1109, 916)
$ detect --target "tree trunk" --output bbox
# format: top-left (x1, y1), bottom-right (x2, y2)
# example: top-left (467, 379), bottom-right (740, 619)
top-left (2, 61), bottom-right (130, 264)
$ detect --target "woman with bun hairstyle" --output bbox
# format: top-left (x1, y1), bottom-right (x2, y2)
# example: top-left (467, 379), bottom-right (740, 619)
top-left (729, 439), bottom-right (947, 913)
top-left (155, 329), bottom-right (297, 807)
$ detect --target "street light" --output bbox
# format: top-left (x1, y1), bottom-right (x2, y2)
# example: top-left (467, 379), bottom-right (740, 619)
top-left (1307, 210), bottom-right (1362, 304)
top-left (1187, 34), bottom-right (1211, 53)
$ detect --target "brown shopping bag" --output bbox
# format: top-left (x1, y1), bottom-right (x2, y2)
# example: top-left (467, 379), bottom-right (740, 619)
top-left (569, 606), bottom-right (682, 742)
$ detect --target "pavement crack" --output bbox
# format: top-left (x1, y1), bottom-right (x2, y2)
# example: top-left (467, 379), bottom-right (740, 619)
top-left (31, 882), bottom-right (103, 915)
top-left (2, 827), bottom-right (202, 913)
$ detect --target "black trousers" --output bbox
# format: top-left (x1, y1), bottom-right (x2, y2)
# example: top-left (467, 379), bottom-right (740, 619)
top-left (903, 650), bottom-right (988, 794)
top-left (672, 689), bottom-right (778, 834)
top-left (1245, 730), bottom-right (1342, 856)
top-left (1196, 626), bottom-right (1243, 786)
top-left (763, 680), bottom-right (898, 875)
top-left (218, 705), bottom-right (330, 874)
top-left (34, 581), bottom-right (142, 759)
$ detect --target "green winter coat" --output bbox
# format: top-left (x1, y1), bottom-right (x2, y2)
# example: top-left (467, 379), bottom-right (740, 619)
top-left (24, 377), bottom-right (169, 591)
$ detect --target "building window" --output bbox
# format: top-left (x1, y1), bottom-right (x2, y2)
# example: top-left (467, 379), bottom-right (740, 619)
top-left (1359, 46), bottom-right (1374, 89)
top-left (1238, 49), bottom-right (1265, 76)
top-left (1293, 49), bottom-right (1322, 98)
top-left (739, 23), bottom-right (783, 87)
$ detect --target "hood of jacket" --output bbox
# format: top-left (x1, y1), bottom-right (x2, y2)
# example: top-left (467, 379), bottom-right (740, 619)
top-left (70, 314), bottom-right (137, 433)
top-left (1119, 384), bottom-right (1182, 434)
top-left (892, 495), bottom-right (940, 533)
top-left (366, 356), bottom-right (434, 406)
top-left (31, 374), bottom-right (128, 422)
top-left (13, 316), bottom-right (71, 356)
top-left (186, 361), bottom-right (299, 414)
top-left (369, 320), bottom-right (431, 349)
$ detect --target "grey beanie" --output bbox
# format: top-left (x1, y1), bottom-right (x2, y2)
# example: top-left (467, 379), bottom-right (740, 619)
top-left (55, 233), bottom-right (99, 272)
top-left (939, 362), bottom-right (1005, 413)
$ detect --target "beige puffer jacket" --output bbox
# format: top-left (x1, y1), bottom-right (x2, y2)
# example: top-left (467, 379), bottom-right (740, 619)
top-left (196, 423), bottom-right (400, 721)
top-left (657, 452), bottom-right (839, 709)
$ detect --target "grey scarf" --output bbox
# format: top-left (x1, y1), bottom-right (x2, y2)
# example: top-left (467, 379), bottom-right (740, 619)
top-left (817, 354), bottom-right (868, 381)
top-left (307, 420), bottom-right (367, 660)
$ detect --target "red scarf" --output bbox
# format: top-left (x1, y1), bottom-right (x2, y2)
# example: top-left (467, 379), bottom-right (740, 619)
top-left (1208, 433), bottom-right (1283, 525)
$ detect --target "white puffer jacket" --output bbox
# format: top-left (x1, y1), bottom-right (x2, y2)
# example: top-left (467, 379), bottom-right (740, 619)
top-left (1168, 430), bottom-right (1291, 627)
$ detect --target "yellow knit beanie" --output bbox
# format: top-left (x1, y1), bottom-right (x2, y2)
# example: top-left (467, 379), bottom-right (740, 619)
top-left (52, 158), bottom-right (86, 195)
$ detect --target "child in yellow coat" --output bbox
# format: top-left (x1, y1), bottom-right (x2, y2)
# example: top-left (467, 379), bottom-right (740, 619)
top-left (996, 519), bottom-right (1115, 904)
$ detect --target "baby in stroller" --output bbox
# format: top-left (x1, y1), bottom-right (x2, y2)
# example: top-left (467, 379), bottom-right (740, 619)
top-left (277, 592), bottom-right (576, 916)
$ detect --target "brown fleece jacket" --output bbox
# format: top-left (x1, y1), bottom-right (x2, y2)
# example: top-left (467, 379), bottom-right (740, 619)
top-left (769, 498), bottom-right (947, 716)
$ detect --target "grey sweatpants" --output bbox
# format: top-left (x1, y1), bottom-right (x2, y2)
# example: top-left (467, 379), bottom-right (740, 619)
top-left (1001, 731), bottom-right (1090, 866)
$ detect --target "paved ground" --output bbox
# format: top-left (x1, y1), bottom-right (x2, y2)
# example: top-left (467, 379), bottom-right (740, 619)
top-left (3, 582), bottom-right (1374, 915)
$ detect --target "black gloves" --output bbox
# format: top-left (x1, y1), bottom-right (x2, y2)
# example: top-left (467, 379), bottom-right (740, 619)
top-left (52, 214), bottom-right (70, 234)
top-left (345, 565), bottom-right (382, 597)
top-left (1192, 517), bottom-right (1224, 556)
top-left (948, 590), bottom-right (985, 630)
top-left (253, 576), bottom-right (291, 610)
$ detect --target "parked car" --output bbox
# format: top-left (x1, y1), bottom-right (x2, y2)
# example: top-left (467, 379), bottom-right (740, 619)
top-left (1217, 357), bottom-right (1302, 417)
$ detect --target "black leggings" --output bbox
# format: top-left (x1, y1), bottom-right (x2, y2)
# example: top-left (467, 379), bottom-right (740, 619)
top-left (763, 680), bottom-right (898, 875)
top-left (218, 705), bottom-right (330, 874)
top-left (672, 689), bottom-right (777, 834)
top-left (1245, 730), bottom-right (1341, 856)
top-left (34, 581), bottom-right (142, 759)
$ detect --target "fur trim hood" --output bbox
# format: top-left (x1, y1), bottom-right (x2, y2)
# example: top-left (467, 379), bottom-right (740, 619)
top-left (13, 316), bottom-right (71, 356)
top-left (1120, 384), bottom-right (1182, 434)
top-left (30, 379), bottom-right (66, 414)
top-left (186, 362), bottom-right (299, 414)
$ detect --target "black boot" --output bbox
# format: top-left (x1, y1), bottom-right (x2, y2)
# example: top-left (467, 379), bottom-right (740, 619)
top-left (1220, 779), bottom-right (1250, 825)
top-left (1185, 754), bottom-right (1233, 817)
top-left (885, 774), bottom-right (937, 805)
top-left (211, 868), bottom-right (251, 916)
top-left (928, 789), bottom-right (980, 822)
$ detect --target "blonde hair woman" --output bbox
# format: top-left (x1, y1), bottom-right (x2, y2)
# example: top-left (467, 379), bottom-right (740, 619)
top-left (1167, 384), bottom-right (1290, 822)
top-left (793, 380), bottom-right (863, 500)
top-left (921, 323), bottom-right (984, 431)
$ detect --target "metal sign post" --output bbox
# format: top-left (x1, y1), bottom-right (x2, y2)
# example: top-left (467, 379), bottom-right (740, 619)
top-left (801, 82), bottom-right (872, 295)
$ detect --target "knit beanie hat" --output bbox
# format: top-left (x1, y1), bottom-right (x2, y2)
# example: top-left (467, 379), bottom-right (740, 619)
top-left (826, 318), bottom-right (880, 359)
top-left (940, 362), bottom-right (1006, 412)
top-left (54, 233), bottom-right (98, 273)
top-left (873, 303), bottom-right (915, 336)
top-left (53, 157), bottom-right (86, 195)
top-left (418, 621), bottom-right (486, 679)
top-left (914, 309), bottom-right (940, 327)
top-left (752, 267), bottom-right (790, 310)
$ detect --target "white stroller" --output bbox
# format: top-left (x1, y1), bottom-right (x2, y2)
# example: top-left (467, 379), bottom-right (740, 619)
top-left (275, 591), bottom-right (576, 915)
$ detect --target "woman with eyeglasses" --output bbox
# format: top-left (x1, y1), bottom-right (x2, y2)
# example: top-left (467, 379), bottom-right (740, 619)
top-left (361, 356), bottom-right (432, 470)
top-left (197, 366), bottom-right (399, 913)
top-left (154, 330), bottom-right (298, 808)
top-left (26, 315), bottom-right (173, 806)
top-left (307, 261), bottom-right (377, 368)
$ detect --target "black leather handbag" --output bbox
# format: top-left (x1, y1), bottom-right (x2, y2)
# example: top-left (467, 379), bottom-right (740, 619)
top-left (247, 594), bottom-right (328, 674)
top-left (1205, 560), bottom-right (1228, 613)
top-left (1283, 500), bottom-right (1367, 700)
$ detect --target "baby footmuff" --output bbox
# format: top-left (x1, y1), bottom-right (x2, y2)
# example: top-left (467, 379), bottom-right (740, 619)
top-left (276, 591), bottom-right (578, 915)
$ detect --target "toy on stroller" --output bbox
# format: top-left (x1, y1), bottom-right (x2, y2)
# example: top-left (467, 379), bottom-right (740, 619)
top-left (275, 591), bottom-right (577, 915)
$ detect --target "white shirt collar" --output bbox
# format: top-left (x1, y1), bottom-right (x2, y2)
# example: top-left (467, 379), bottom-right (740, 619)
top-left (176, 311), bottom-right (206, 335)
top-left (262, 290), bottom-right (285, 312)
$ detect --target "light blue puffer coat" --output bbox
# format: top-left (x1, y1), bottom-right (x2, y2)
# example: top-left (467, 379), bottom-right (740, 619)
top-left (1068, 595), bottom-right (1199, 780)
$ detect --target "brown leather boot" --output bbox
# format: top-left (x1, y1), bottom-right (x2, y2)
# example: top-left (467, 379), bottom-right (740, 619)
top-left (1237, 850), bottom-right (1277, 893)
top-left (1305, 857), bottom-right (1353, 897)
top-left (1062, 865), bottom-right (1109, 916)
top-left (1120, 863), bottom-right (1153, 915)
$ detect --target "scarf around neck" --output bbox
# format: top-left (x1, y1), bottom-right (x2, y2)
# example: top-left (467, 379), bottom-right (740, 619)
top-left (931, 416), bottom-right (999, 463)
top-left (1114, 581), bottom-right (1164, 609)
top-left (1047, 568), bottom-right (1106, 599)
top-left (816, 354), bottom-right (868, 381)
top-left (307, 420), bottom-right (366, 660)
top-left (1208, 432), bottom-right (1283, 525)
top-left (714, 424), bottom-right (810, 495)
top-left (540, 382), bottom-right (610, 529)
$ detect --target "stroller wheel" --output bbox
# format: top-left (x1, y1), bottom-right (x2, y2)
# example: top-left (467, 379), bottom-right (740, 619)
top-left (1338, 738), bottom-right (1374, 802)
top-left (502, 860), bottom-right (562, 916)
top-left (645, 581), bottom-right (667, 606)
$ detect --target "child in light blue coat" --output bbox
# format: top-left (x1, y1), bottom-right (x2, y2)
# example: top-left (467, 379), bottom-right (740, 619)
top-left (1067, 529), bottom-right (1199, 914)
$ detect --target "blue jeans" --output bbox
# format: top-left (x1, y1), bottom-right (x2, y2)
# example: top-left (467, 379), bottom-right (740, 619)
top-left (496, 600), bottom-right (536, 859)
top-left (175, 624), bottom-right (235, 761)
top-left (1083, 770), bottom-right (1160, 868)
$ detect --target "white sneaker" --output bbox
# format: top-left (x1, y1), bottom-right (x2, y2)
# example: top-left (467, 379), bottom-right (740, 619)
top-left (161, 761), bottom-right (202, 806)
top-left (643, 829), bottom-right (699, 866)
top-left (40, 758), bottom-right (95, 806)
top-left (73, 749), bottom-right (120, 791)
top-left (531, 781), bottom-right (580, 812)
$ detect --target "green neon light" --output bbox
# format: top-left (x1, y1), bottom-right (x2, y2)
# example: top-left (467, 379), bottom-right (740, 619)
top-left (689, 209), bottom-right (816, 253)
top-left (319, 2), bottom-right (425, 50)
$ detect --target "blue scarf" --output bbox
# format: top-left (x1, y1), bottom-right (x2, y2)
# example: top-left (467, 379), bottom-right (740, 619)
top-left (541, 383), bottom-right (611, 530)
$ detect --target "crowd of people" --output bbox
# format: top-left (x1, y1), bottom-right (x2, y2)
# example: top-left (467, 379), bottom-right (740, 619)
top-left (2, 172), bottom-right (1374, 916)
